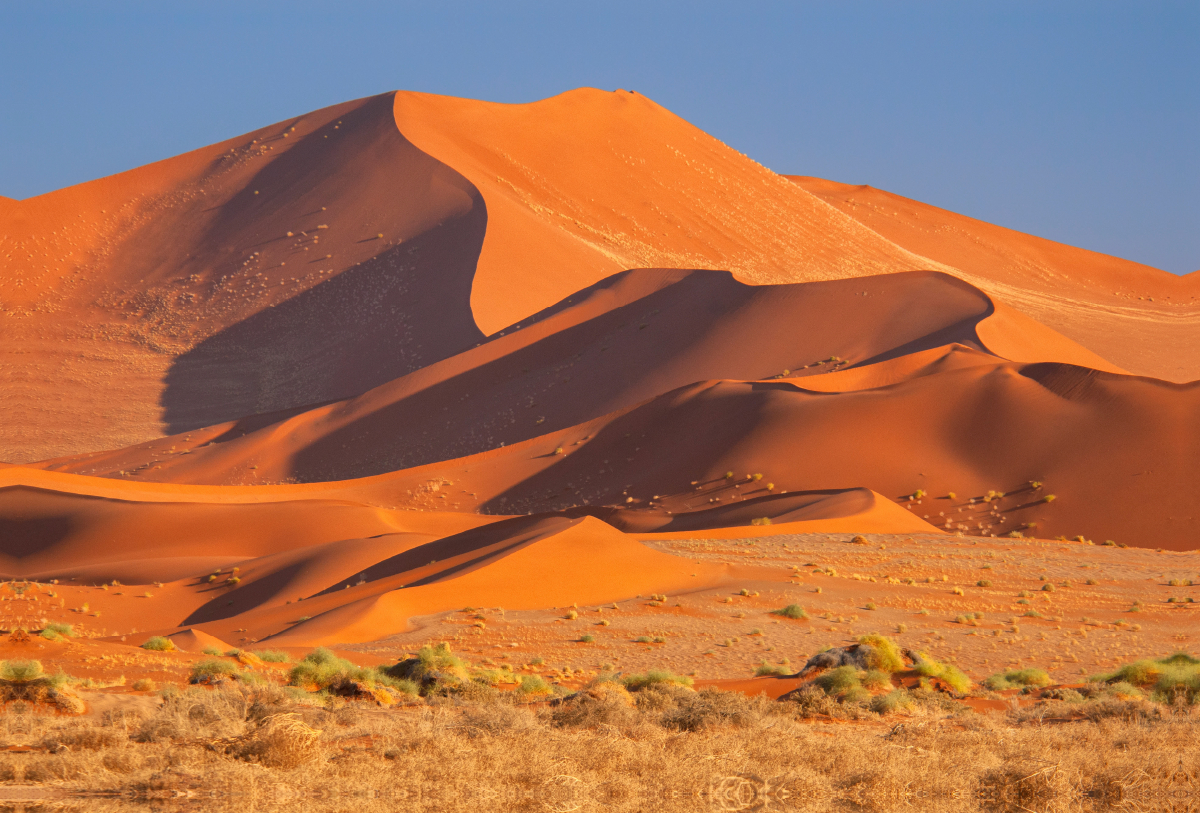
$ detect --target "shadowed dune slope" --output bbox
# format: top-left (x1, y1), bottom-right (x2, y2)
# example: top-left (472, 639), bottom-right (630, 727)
top-left (32, 270), bottom-right (1120, 485)
top-left (790, 176), bottom-right (1200, 381)
top-left (1, 93), bottom-right (487, 461)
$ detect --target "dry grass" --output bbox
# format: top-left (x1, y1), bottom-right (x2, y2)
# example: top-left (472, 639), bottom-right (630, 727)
top-left (0, 683), bottom-right (1194, 812)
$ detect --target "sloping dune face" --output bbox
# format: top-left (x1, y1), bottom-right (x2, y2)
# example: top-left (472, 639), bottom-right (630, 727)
top-left (1, 94), bottom-right (487, 462)
top-left (2, 87), bottom-right (1196, 649)
top-left (790, 176), bottom-right (1200, 382)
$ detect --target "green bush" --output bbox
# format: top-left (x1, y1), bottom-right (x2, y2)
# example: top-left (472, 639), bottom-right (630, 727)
top-left (913, 653), bottom-right (972, 693)
top-left (190, 659), bottom-right (238, 683)
top-left (858, 634), bottom-right (905, 672)
top-left (39, 623), bottom-right (74, 641)
top-left (251, 650), bottom-right (290, 663)
top-left (141, 636), bottom-right (175, 652)
top-left (814, 666), bottom-right (861, 697)
top-left (771, 604), bottom-right (807, 620)
top-left (870, 689), bottom-right (915, 714)
top-left (622, 670), bottom-right (694, 692)
top-left (983, 668), bottom-right (1052, 691)
top-left (1097, 652), bottom-right (1200, 703)
top-left (754, 661), bottom-right (790, 677)
top-left (289, 647), bottom-right (410, 693)
top-left (517, 675), bottom-right (552, 695)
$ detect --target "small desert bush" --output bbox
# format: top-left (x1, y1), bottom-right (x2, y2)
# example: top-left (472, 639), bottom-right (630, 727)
top-left (141, 636), bottom-right (175, 652)
top-left (252, 650), bottom-right (290, 663)
top-left (858, 634), bottom-right (905, 672)
top-left (913, 653), bottom-right (972, 694)
top-left (516, 675), bottom-right (552, 696)
top-left (772, 604), bottom-right (807, 620)
top-left (39, 623), bottom-right (74, 641)
top-left (755, 660), bottom-right (790, 677)
top-left (870, 688), bottom-right (915, 715)
top-left (1096, 652), bottom-right (1200, 704)
top-left (622, 670), bottom-right (693, 692)
top-left (292, 647), bottom-right (414, 695)
top-left (191, 659), bottom-right (239, 684)
top-left (984, 668), bottom-right (1053, 691)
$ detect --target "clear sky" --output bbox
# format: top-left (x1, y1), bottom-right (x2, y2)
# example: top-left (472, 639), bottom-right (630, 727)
top-left (2, 1), bottom-right (1196, 273)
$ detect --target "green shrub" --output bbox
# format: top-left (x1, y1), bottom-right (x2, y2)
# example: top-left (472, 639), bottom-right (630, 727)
top-left (141, 636), bottom-right (175, 652)
top-left (290, 647), bottom-right (408, 693)
top-left (983, 668), bottom-right (1052, 691)
top-left (252, 650), bottom-right (290, 663)
top-left (771, 604), bottom-right (807, 620)
top-left (517, 675), bottom-right (552, 695)
top-left (40, 623), bottom-right (74, 641)
top-left (814, 666), bottom-right (861, 697)
top-left (578, 634), bottom-right (595, 643)
top-left (861, 669), bottom-right (893, 692)
top-left (870, 689), bottom-right (915, 715)
top-left (1097, 652), bottom-right (1200, 703)
top-left (858, 634), bottom-right (906, 672)
top-left (754, 661), bottom-right (790, 677)
top-left (0, 660), bottom-right (64, 687)
top-left (191, 659), bottom-right (238, 683)
top-left (913, 653), bottom-right (972, 693)
top-left (622, 670), bottom-right (694, 692)
top-left (202, 646), bottom-right (223, 656)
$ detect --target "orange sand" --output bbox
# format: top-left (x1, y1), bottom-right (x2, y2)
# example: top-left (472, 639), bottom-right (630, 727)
top-left (1, 88), bottom-right (1195, 657)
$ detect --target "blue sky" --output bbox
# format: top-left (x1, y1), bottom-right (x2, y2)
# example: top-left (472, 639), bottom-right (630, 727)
top-left (1, 1), bottom-right (1196, 272)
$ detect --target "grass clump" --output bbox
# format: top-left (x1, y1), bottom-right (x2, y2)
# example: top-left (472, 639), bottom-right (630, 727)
top-left (1096, 652), bottom-right (1200, 704)
top-left (141, 636), bottom-right (175, 652)
top-left (290, 647), bottom-right (415, 697)
top-left (191, 659), bottom-right (239, 684)
top-left (517, 675), bottom-right (552, 696)
top-left (913, 653), bottom-right (972, 694)
top-left (622, 670), bottom-right (694, 692)
top-left (857, 634), bottom-right (905, 672)
top-left (39, 622), bottom-right (74, 641)
top-left (771, 604), bottom-right (807, 620)
top-left (813, 666), bottom-right (869, 703)
top-left (984, 668), bottom-right (1053, 691)
top-left (870, 688), bottom-right (915, 715)
top-left (754, 660), bottom-right (791, 677)
top-left (252, 650), bottom-right (290, 663)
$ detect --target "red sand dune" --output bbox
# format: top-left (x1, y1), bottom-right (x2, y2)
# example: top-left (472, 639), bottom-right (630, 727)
top-left (2, 87), bottom-right (1196, 651)
top-left (791, 176), bottom-right (1200, 382)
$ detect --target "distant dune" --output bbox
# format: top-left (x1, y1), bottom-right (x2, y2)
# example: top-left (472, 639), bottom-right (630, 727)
top-left (1, 88), bottom-right (1195, 648)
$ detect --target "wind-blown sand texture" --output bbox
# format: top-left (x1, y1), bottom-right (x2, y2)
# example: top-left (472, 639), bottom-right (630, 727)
top-left (1, 88), bottom-right (1196, 662)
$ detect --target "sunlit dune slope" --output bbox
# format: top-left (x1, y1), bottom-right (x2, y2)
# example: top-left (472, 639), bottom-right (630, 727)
top-left (391, 89), bottom-right (947, 334)
top-left (32, 270), bottom-right (1120, 484)
top-left (791, 176), bottom-right (1200, 381)
top-left (0, 471), bottom-right (919, 646)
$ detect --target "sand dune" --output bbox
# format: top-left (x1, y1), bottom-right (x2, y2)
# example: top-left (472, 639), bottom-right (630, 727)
top-left (3, 87), bottom-right (1194, 654)
top-left (791, 176), bottom-right (1200, 381)
top-left (31, 269), bottom-right (1123, 485)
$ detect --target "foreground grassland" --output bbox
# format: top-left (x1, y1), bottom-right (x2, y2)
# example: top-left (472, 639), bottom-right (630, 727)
top-left (0, 647), bottom-right (1198, 812)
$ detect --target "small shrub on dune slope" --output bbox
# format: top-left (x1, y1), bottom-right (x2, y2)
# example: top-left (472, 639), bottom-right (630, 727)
top-left (141, 636), bottom-right (175, 652)
top-left (912, 653), bottom-right (972, 694)
top-left (1096, 652), bottom-right (1200, 704)
top-left (622, 669), bottom-right (694, 692)
top-left (857, 634), bottom-right (905, 672)
top-left (772, 604), bottom-right (808, 620)
top-left (290, 647), bottom-right (416, 696)
top-left (984, 668), bottom-right (1052, 691)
